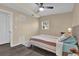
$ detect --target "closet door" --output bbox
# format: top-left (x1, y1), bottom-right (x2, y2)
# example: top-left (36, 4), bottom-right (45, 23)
top-left (0, 12), bottom-right (10, 44)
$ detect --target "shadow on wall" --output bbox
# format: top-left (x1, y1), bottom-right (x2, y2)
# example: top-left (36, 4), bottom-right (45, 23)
top-left (72, 25), bottom-right (79, 45)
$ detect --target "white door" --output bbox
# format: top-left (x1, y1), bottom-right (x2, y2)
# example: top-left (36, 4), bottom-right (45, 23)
top-left (0, 11), bottom-right (10, 44)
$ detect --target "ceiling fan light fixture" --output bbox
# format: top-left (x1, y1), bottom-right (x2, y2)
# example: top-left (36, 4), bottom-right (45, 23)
top-left (39, 7), bottom-right (44, 11)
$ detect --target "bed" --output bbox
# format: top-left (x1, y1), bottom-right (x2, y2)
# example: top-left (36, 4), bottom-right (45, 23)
top-left (30, 25), bottom-right (79, 56)
top-left (30, 34), bottom-right (62, 55)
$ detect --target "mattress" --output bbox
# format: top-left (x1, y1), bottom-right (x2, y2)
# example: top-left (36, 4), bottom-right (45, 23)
top-left (31, 34), bottom-right (59, 43)
top-left (31, 38), bottom-right (56, 46)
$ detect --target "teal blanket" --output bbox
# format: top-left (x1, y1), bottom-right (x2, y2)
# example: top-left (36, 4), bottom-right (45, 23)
top-left (63, 36), bottom-right (78, 53)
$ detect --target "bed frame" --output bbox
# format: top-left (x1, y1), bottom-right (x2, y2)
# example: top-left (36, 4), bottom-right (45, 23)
top-left (30, 39), bottom-right (56, 53)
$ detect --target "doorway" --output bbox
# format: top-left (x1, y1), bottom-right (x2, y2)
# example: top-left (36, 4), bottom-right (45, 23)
top-left (0, 9), bottom-right (13, 47)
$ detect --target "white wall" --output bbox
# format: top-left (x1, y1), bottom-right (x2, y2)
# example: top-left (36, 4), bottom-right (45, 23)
top-left (0, 5), bottom-right (39, 47)
top-left (39, 12), bottom-right (73, 36)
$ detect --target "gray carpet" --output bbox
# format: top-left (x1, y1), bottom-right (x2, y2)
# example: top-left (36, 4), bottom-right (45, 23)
top-left (0, 43), bottom-right (56, 56)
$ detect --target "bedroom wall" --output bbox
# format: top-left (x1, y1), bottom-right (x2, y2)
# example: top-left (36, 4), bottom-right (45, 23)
top-left (71, 4), bottom-right (79, 45)
top-left (0, 5), bottom-right (39, 47)
top-left (13, 13), bottom-right (39, 47)
top-left (72, 4), bottom-right (79, 27)
top-left (39, 12), bottom-right (73, 36)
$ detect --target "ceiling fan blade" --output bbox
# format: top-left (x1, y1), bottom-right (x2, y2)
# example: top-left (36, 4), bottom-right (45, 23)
top-left (35, 3), bottom-right (39, 5)
top-left (35, 3), bottom-right (44, 7)
top-left (44, 7), bottom-right (54, 9)
top-left (40, 3), bottom-right (43, 7)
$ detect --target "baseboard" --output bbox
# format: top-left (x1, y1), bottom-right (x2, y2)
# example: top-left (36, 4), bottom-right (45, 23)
top-left (0, 41), bottom-right (10, 45)
top-left (10, 42), bottom-right (21, 47)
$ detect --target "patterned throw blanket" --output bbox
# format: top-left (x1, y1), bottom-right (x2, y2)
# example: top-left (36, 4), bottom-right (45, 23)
top-left (63, 36), bottom-right (78, 53)
top-left (56, 36), bottom-right (78, 56)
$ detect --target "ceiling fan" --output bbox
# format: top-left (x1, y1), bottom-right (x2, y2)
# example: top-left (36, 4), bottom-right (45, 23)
top-left (35, 3), bottom-right (54, 12)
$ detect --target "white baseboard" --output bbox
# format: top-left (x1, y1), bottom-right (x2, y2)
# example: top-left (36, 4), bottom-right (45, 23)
top-left (10, 42), bottom-right (21, 47)
top-left (0, 41), bottom-right (9, 45)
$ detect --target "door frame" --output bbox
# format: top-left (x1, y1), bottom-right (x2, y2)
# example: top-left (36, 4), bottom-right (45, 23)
top-left (0, 9), bottom-right (13, 47)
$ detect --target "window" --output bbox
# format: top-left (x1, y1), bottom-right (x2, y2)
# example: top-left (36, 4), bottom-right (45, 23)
top-left (41, 21), bottom-right (49, 30)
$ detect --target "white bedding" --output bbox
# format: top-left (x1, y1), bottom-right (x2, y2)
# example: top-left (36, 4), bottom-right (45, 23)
top-left (32, 34), bottom-right (60, 43)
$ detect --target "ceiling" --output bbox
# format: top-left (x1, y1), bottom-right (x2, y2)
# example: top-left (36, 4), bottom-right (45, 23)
top-left (3, 3), bottom-right (74, 18)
